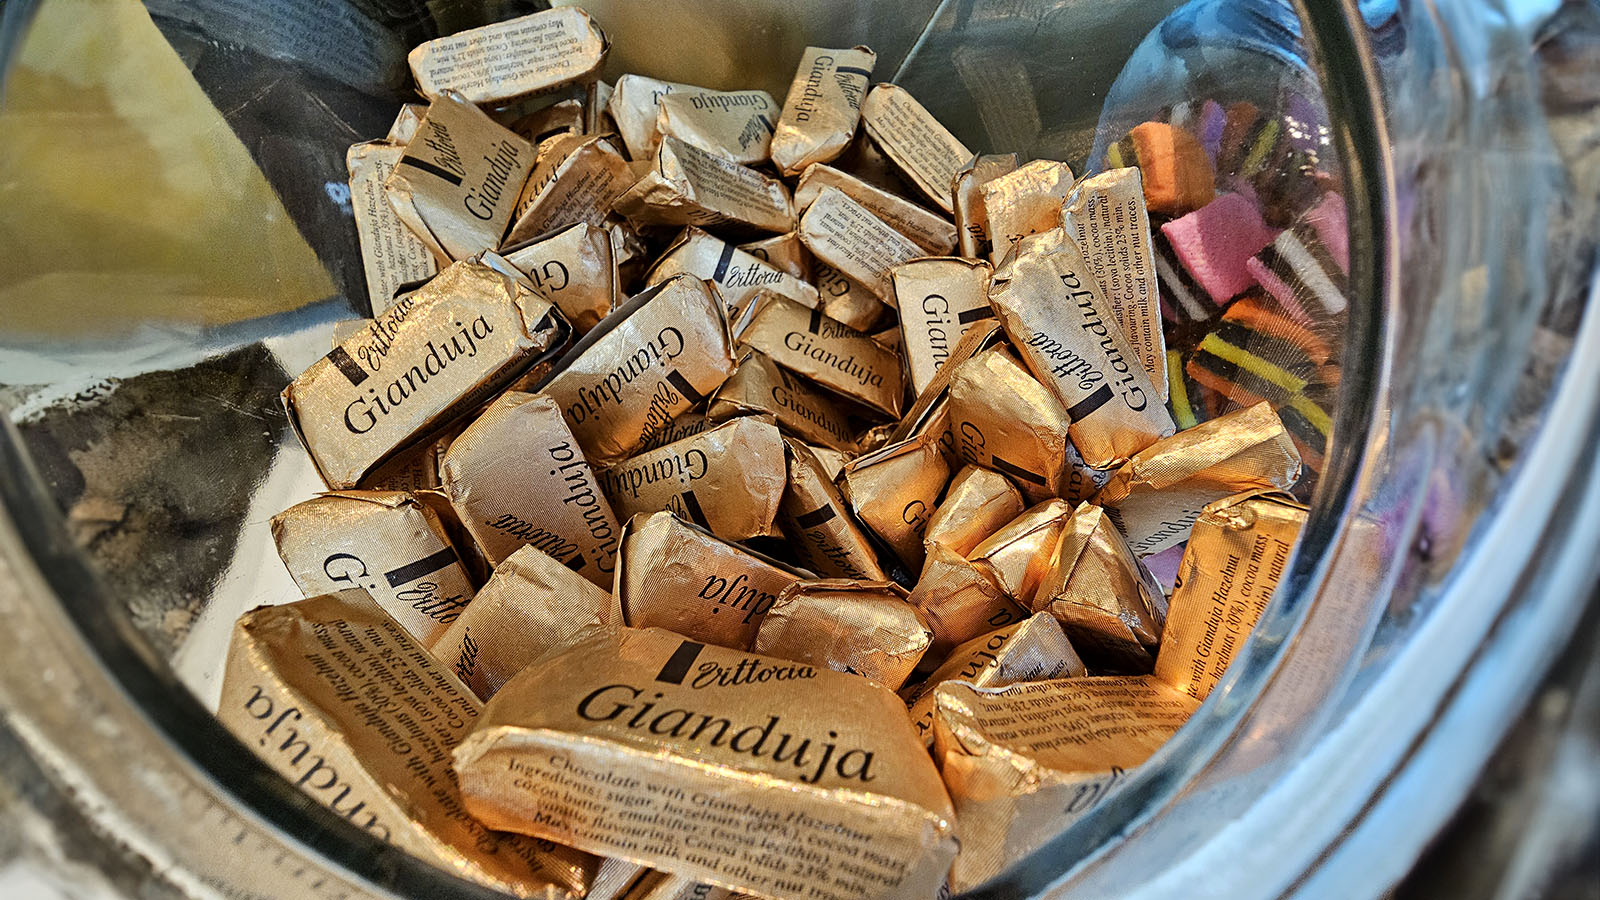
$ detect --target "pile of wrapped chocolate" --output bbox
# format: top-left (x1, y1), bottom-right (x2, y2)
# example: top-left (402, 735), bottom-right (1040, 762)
top-left (224, 7), bottom-right (1346, 899)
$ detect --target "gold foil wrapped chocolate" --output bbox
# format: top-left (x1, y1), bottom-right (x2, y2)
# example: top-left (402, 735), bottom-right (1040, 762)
top-left (739, 294), bottom-right (905, 418)
top-left (771, 46), bottom-right (876, 177)
top-left (282, 260), bottom-right (566, 488)
top-left (1154, 490), bottom-right (1307, 700)
top-left (539, 275), bottom-right (737, 463)
top-left (435, 545), bottom-right (615, 700)
top-left (989, 228), bottom-right (1175, 468)
top-left (780, 439), bottom-right (890, 581)
top-left (814, 261), bottom-right (890, 331)
top-left (967, 499), bottom-right (1074, 608)
top-left (347, 141), bottom-right (438, 315)
top-left (738, 231), bottom-right (811, 281)
top-left (1034, 504), bottom-right (1165, 674)
top-left (607, 74), bottom-right (692, 161)
top-left (454, 627), bottom-right (957, 900)
top-left (754, 579), bottom-right (932, 691)
top-left (806, 443), bottom-right (853, 481)
top-left (858, 84), bottom-right (973, 213)
top-left (408, 7), bottom-right (607, 106)
top-left (980, 159), bottom-right (1075, 264)
top-left (947, 347), bottom-right (1074, 504)
top-left (509, 98), bottom-right (585, 145)
top-left (615, 511), bottom-right (805, 649)
top-left (655, 88), bottom-right (779, 165)
top-left (636, 410), bottom-right (718, 451)
top-left (952, 153), bottom-right (1018, 259)
top-left (500, 222), bottom-right (617, 332)
top-left (798, 186), bottom-right (926, 305)
top-left (707, 350), bottom-right (856, 452)
top-left (504, 133), bottom-right (634, 246)
top-left (891, 257), bottom-right (995, 395)
top-left (597, 417), bottom-right (787, 541)
top-left (1094, 402), bottom-right (1302, 557)
top-left (795, 164), bottom-right (958, 256)
top-left (646, 227), bottom-right (819, 313)
top-left (922, 464), bottom-right (1025, 557)
top-left (908, 542), bottom-right (1028, 660)
top-left (613, 136), bottom-right (794, 235)
top-left (931, 676), bottom-right (1198, 891)
top-left (839, 435), bottom-right (950, 572)
top-left (219, 590), bottom-right (597, 898)
top-left (888, 319), bottom-right (1006, 448)
top-left (386, 103), bottom-right (426, 144)
top-left (623, 872), bottom-right (733, 900)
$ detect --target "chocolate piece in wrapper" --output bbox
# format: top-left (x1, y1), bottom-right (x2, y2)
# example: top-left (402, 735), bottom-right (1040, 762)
top-left (980, 159), bottom-right (1075, 264)
top-left (798, 186), bottom-right (926, 305)
top-left (1062, 439), bottom-right (1116, 506)
top-left (408, 7), bottom-right (607, 106)
top-left (903, 614), bottom-right (1085, 746)
top-left (931, 676), bottom-right (1198, 891)
top-left (504, 133), bottom-right (634, 246)
top-left (646, 227), bottom-right (819, 313)
top-left (909, 542), bottom-right (1028, 660)
top-left (385, 94), bottom-right (534, 263)
top-left (839, 435), bottom-right (950, 572)
top-left (967, 499), bottom-right (1074, 609)
top-left (947, 347), bottom-right (1073, 505)
top-left (1154, 490), bottom-right (1306, 700)
top-left (615, 511), bottom-right (805, 650)
top-left (387, 103), bottom-right (426, 145)
top-left (347, 141), bottom-right (438, 315)
top-left (754, 579), bottom-right (931, 691)
top-left (989, 228), bottom-right (1175, 468)
top-left (219, 591), bottom-right (597, 898)
top-left (434, 545), bottom-right (614, 700)
top-left (806, 443), bottom-right (853, 481)
top-left (282, 260), bottom-right (566, 489)
top-left (738, 231), bottom-right (811, 281)
top-left (1062, 167), bottom-right (1168, 400)
top-left (953, 153), bottom-right (1019, 259)
top-left (440, 392), bottom-right (621, 586)
top-left (539, 275), bottom-right (737, 463)
top-left (1094, 402), bottom-right (1301, 557)
top-left (624, 872), bottom-right (733, 900)
top-left (598, 417), bottom-right (787, 541)
top-left (891, 257), bottom-right (994, 395)
top-left (269, 491), bottom-right (472, 650)
top-left (739, 294), bottom-right (905, 418)
top-left (859, 84), bottom-right (973, 214)
top-left (613, 136), bottom-right (794, 236)
top-left (500, 222), bottom-right (616, 332)
top-left (656, 88), bottom-right (779, 165)
top-left (780, 439), bottom-right (890, 581)
top-left (814, 261), bottom-right (890, 332)
top-left (454, 627), bottom-right (957, 900)
top-left (707, 350), bottom-right (856, 452)
top-left (509, 98), bottom-right (585, 145)
top-left (587, 860), bottom-right (650, 900)
top-left (795, 165), bottom-right (958, 256)
top-left (635, 410), bottom-right (720, 452)
top-left (771, 46), bottom-right (876, 177)
top-left (923, 465), bottom-right (1025, 557)
top-left (1034, 504), bottom-right (1165, 674)
top-left (607, 74), bottom-right (693, 161)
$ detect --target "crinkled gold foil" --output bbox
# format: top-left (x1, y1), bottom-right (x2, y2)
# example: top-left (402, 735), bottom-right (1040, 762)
top-left (635, 411), bottom-right (721, 452)
top-left (623, 871), bottom-right (733, 900)
top-left (1061, 439), bottom-right (1115, 506)
top-left (872, 324), bottom-right (902, 352)
top-left (923, 465), bottom-right (1025, 558)
top-left (613, 137), bottom-right (794, 236)
top-left (989, 228), bottom-right (1175, 468)
top-left (839, 435), bottom-right (950, 572)
top-left (798, 186), bottom-right (926, 305)
top-left (408, 7), bottom-right (607, 106)
top-left (931, 676), bottom-right (1198, 892)
top-left (282, 260), bottom-right (567, 488)
top-left (587, 860), bottom-right (650, 900)
top-left (947, 347), bottom-right (1074, 505)
top-left (1094, 402), bottom-right (1302, 557)
top-left (219, 590), bottom-right (598, 898)
top-left (453, 627), bottom-right (957, 900)
top-left (539, 275), bottom-right (737, 463)
top-left (754, 579), bottom-right (931, 691)
top-left (858, 84), bottom-right (973, 214)
top-left (656, 88), bottom-right (780, 165)
top-left (1034, 504), bottom-right (1164, 674)
top-left (597, 417), bottom-right (787, 542)
top-left (908, 542), bottom-right (1028, 660)
top-left (737, 231), bottom-right (811, 281)
top-left (795, 165), bottom-right (958, 256)
top-left (386, 103), bottom-right (426, 145)
top-left (1154, 490), bottom-right (1306, 700)
top-left (967, 499), bottom-right (1074, 609)
top-left (953, 153), bottom-right (1018, 259)
top-left (509, 98), bottom-right (585, 145)
top-left (888, 320), bottom-right (1006, 448)
top-left (814, 261), bottom-right (890, 332)
top-left (434, 545), bottom-right (614, 700)
top-left (607, 74), bottom-right (694, 161)
top-left (500, 222), bottom-right (616, 332)
top-left (647, 227), bottom-right (819, 313)
top-left (980, 159), bottom-right (1075, 265)
top-left (771, 46), bottom-right (876, 177)
top-left (707, 350), bottom-right (857, 452)
top-left (740, 294), bottom-right (905, 418)
top-left (504, 134), bottom-right (635, 247)
top-left (347, 141), bottom-right (438, 315)
top-left (890, 257), bottom-right (994, 395)
top-left (780, 439), bottom-right (890, 581)
top-left (806, 443), bottom-right (853, 481)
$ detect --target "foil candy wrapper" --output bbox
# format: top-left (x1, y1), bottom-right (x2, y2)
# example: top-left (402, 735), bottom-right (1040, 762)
top-left (646, 226), bottom-right (819, 313)
top-left (656, 87), bottom-right (780, 165)
top-left (607, 74), bottom-right (693, 161)
top-left (891, 257), bottom-right (995, 396)
top-left (509, 98), bottom-right (585, 145)
top-left (795, 164), bottom-right (958, 256)
top-left (504, 133), bottom-right (635, 247)
top-left (613, 136), bottom-right (794, 236)
top-left (754, 578), bottom-right (932, 691)
top-left (859, 84), bottom-right (974, 214)
top-left (779, 439), bottom-right (890, 581)
top-left (839, 434), bottom-right (951, 573)
top-left (947, 347), bottom-right (1074, 505)
top-left (739, 293), bottom-right (906, 418)
top-left (922, 464), bottom-right (1026, 558)
top-left (1034, 504), bottom-right (1165, 674)
top-left (980, 159), bottom-right (1075, 265)
top-left (386, 103), bottom-right (426, 145)
top-left (770, 46), bottom-right (876, 177)
top-left (967, 499), bottom-right (1075, 609)
top-left (908, 542), bottom-right (1028, 661)
top-left (798, 186), bottom-right (926, 305)
top-left (738, 231), bottom-right (812, 281)
top-left (408, 7), bottom-right (607, 106)
top-left (707, 350), bottom-right (857, 452)
top-left (347, 140), bottom-right (438, 315)
top-left (953, 153), bottom-right (1019, 259)
top-left (636, 410), bottom-right (718, 452)
top-left (814, 261), bottom-right (890, 332)
top-left (499, 221), bottom-right (617, 333)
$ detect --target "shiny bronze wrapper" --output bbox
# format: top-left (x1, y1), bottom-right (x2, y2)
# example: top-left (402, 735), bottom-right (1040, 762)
top-left (707, 350), bottom-right (856, 451)
top-left (903, 613), bottom-right (1086, 746)
top-left (454, 627), bottom-right (957, 900)
top-left (1094, 401), bottom-right (1302, 557)
top-left (923, 465), bottom-right (1025, 558)
top-left (387, 103), bottom-right (426, 145)
top-left (500, 222), bottom-right (616, 332)
top-left (754, 579), bottom-right (931, 691)
top-left (952, 153), bottom-right (1019, 259)
top-left (440, 392), bottom-right (621, 586)
top-left (967, 499), bottom-right (1074, 609)
top-left (891, 257), bottom-right (995, 396)
top-left (412, 482), bottom-right (492, 585)
top-left (780, 439), bottom-right (890, 581)
top-left (798, 186), bottom-right (926, 305)
top-left (219, 590), bottom-right (597, 898)
top-left (795, 164), bottom-right (958, 256)
top-left (872, 323), bottom-right (902, 352)
top-left (646, 227), bottom-right (819, 312)
top-left (434, 545), bottom-right (615, 700)
top-left (636, 410), bottom-right (718, 452)
top-left (613, 136), bottom-right (794, 236)
top-left (989, 228), bottom-right (1175, 468)
top-left (347, 141), bottom-right (438, 315)
top-left (588, 859), bottom-right (650, 900)
top-left (1154, 490), bottom-right (1306, 700)
top-left (597, 417), bottom-right (786, 541)
top-left (539, 275), bottom-right (737, 463)
top-left (740, 294), bottom-right (905, 418)
top-left (889, 394), bottom-right (957, 471)
top-left (737, 231), bottom-right (811, 281)
top-left (1035, 504), bottom-right (1165, 674)
top-left (1061, 438), bottom-right (1116, 506)
top-left (504, 133), bottom-right (634, 247)
top-left (615, 511), bottom-right (805, 650)
top-left (384, 93), bottom-right (534, 263)
top-left (509, 98), bottom-right (585, 145)
top-left (408, 7), bottom-right (606, 106)
top-left (806, 443), bottom-right (853, 481)
top-left (607, 74), bottom-right (693, 161)
top-left (269, 490), bottom-right (473, 650)
top-left (858, 84), bottom-right (973, 214)
top-left (947, 347), bottom-right (1073, 505)
top-left (839, 435), bottom-right (950, 572)
top-left (908, 542), bottom-right (1028, 661)
top-left (283, 260), bottom-right (566, 488)
top-left (771, 46), bottom-right (876, 177)
top-left (980, 159), bottom-right (1075, 265)
top-left (887, 319), bottom-right (1006, 447)
top-left (655, 88), bottom-right (779, 165)
top-left (1063, 167), bottom-right (1167, 400)
top-left (931, 676), bottom-right (1198, 891)
top-left (814, 261), bottom-right (890, 332)
top-left (623, 871), bottom-right (733, 900)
